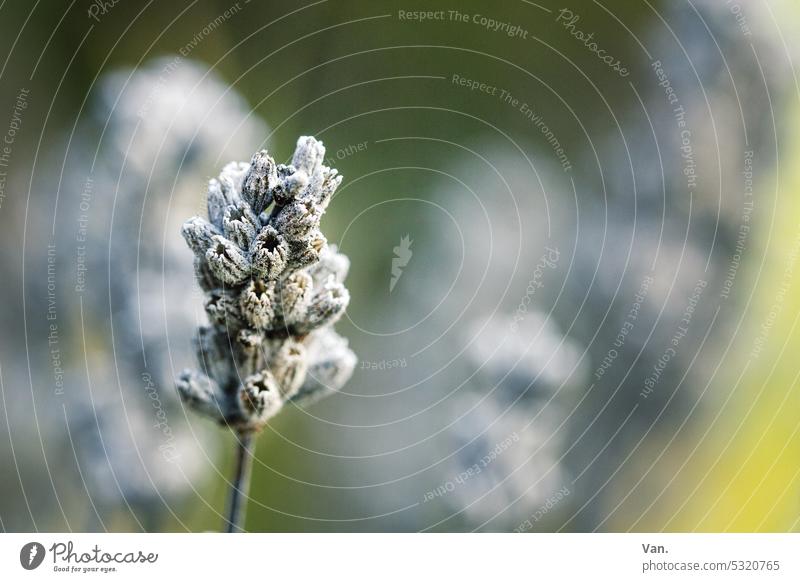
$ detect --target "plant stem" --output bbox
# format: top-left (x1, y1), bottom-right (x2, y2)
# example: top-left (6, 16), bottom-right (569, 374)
top-left (225, 431), bottom-right (255, 533)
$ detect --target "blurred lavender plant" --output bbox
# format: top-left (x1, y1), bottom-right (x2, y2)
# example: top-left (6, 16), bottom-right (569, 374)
top-left (22, 58), bottom-right (269, 530)
top-left (177, 136), bottom-right (356, 531)
top-left (442, 312), bottom-right (584, 530)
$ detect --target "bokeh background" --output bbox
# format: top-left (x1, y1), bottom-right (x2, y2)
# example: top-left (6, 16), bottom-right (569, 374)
top-left (0, 0), bottom-right (798, 532)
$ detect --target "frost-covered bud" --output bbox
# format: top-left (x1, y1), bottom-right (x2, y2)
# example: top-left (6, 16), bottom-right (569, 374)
top-left (192, 256), bottom-right (217, 291)
top-left (194, 326), bottom-right (235, 390)
top-left (277, 136), bottom-right (325, 200)
top-left (270, 340), bottom-right (307, 399)
top-left (288, 231), bottom-right (326, 272)
top-left (282, 169), bottom-right (309, 201)
top-left (181, 216), bottom-right (219, 256)
top-left (290, 328), bottom-right (356, 406)
top-left (292, 136), bottom-right (325, 177)
top-left (300, 277), bottom-right (349, 332)
top-left (239, 279), bottom-right (276, 329)
top-left (207, 169), bottom-right (245, 230)
top-left (235, 328), bottom-right (265, 378)
top-left (269, 164), bottom-right (295, 206)
top-left (222, 201), bottom-right (260, 250)
top-left (275, 271), bottom-right (313, 326)
top-left (178, 138), bottom-right (355, 435)
top-left (218, 161), bottom-right (249, 202)
top-left (316, 167), bottom-right (342, 209)
top-left (242, 150), bottom-right (276, 214)
top-left (239, 371), bottom-right (282, 426)
top-left (205, 290), bottom-right (245, 330)
top-left (309, 245), bottom-right (350, 286)
top-left (251, 225), bottom-right (289, 281)
top-left (207, 179), bottom-right (228, 230)
top-left (177, 369), bottom-right (227, 423)
top-left (205, 235), bottom-right (251, 285)
top-left (272, 199), bottom-right (321, 242)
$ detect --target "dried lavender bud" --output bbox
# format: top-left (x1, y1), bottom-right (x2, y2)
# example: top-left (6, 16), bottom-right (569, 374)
top-left (270, 340), bottom-right (307, 399)
top-left (238, 371), bottom-right (283, 426)
top-left (278, 136), bottom-right (324, 200)
top-left (298, 276), bottom-right (349, 333)
top-left (242, 150), bottom-right (276, 214)
top-left (207, 179), bottom-right (228, 230)
top-left (235, 328), bottom-right (266, 378)
top-left (291, 135), bottom-right (325, 178)
top-left (287, 231), bottom-right (326, 272)
top-left (204, 290), bottom-right (245, 330)
top-left (290, 328), bottom-right (356, 406)
top-left (177, 369), bottom-right (228, 423)
top-left (275, 271), bottom-right (313, 326)
top-left (218, 161), bottom-right (248, 203)
top-left (239, 279), bottom-right (276, 329)
top-left (194, 326), bottom-right (235, 391)
top-left (271, 199), bottom-right (321, 242)
top-left (178, 137), bottom-right (355, 434)
top-left (222, 200), bottom-right (260, 250)
top-left (181, 216), bottom-right (219, 256)
top-left (269, 164), bottom-right (294, 206)
top-left (251, 225), bottom-right (289, 281)
top-left (205, 235), bottom-right (251, 285)
top-left (194, 256), bottom-right (218, 291)
top-left (308, 245), bottom-right (349, 286)
top-left (307, 166), bottom-right (341, 210)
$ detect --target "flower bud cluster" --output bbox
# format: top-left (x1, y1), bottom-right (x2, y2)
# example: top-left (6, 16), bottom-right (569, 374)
top-left (177, 137), bottom-right (356, 432)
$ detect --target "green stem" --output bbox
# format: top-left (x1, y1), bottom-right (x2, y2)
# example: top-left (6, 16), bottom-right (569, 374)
top-left (225, 431), bottom-right (254, 532)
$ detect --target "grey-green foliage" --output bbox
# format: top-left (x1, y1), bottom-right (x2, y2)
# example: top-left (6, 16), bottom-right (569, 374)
top-left (178, 137), bottom-right (356, 432)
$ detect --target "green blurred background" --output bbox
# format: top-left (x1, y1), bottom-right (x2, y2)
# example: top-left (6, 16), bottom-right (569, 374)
top-left (0, 0), bottom-right (798, 532)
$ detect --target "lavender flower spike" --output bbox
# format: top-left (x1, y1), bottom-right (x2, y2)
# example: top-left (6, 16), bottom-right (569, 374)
top-left (178, 136), bottom-right (355, 436)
